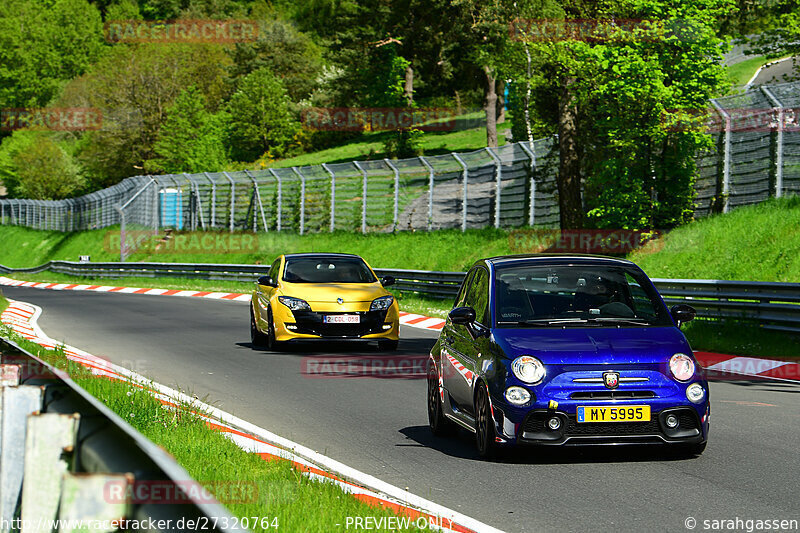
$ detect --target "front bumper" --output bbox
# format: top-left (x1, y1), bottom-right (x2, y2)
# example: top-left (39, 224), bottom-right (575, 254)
top-left (274, 307), bottom-right (399, 341)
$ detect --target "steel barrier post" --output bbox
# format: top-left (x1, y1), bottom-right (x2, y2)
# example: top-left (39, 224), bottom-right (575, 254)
top-left (485, 147), bottom-right (503, 228)
top-left (354, 162), bottom-right (368, 233)
top-left (762, 86), bottom-right (784, 198)
top-left (711, 100), bottom-right (732, 213)
top-left (451, 153), bottom-right (469, 232)
top-left (322, 164), bottom-right (335, 232)
top-left (518, 141), bottom-right (537, 226)
top-left (418, 156), bottom-right (435, 231)
top-left (384, 159), bottom-right (400, 231)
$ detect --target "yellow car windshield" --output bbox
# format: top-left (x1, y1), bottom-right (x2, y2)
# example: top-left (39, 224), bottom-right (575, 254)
top-left (283, 257), bottom-right (377, 284)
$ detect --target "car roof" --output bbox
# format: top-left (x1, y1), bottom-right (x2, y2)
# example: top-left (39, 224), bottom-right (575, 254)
top-left (480, 253), bottom-right (636, 269)
top-left (283, 252), bottom-right (363, 259)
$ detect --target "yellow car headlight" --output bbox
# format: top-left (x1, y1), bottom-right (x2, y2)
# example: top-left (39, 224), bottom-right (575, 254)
top-left (370, 295), bottom-right (394, 311)
top-left (278, 296), bottom-right (311, 311)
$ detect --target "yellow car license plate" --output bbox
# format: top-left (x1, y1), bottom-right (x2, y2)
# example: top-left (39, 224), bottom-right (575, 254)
top-left (576, 405), bottom-right (651, 423)
top-left (324, 314), bottom-right (360, 324)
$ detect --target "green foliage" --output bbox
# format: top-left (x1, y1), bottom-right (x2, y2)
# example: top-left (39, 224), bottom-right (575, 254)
top-left (383, 127), bottom-right (423, 158)
top-left (226, 68), bottom-right (300, 161)
top-left (150, 86), bottom-right (230, 173)
top-left (7, 136), bottom-right (85, 200)
top-left (0, 0), bottom-right (105, 108)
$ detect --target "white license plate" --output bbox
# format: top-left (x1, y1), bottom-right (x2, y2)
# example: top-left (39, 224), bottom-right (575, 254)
top-left (324, 315), bottom-right (360, 324)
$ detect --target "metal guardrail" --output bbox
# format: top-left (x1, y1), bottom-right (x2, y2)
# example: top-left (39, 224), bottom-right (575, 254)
top-left (1, 261), bottom-right (799, 333)
top-left (0, 334), bottom-right (242, 532)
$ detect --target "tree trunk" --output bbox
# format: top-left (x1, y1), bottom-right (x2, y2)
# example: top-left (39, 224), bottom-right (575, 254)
top-left (557, 75), bottom-right (583, 229)
top-left (484, 66), bottom-right (498, 148)
top-left (404, 64), bottom-right (414, 106)
top-left (496, 79), bottom-right (506, 124)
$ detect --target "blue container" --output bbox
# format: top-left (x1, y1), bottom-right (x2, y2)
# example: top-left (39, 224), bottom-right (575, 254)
top-left (160, 188), bottom-right (183, 229)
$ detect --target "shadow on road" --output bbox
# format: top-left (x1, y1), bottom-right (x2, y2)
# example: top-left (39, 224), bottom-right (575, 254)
top-left (400, 425), bottom-right (701, 465)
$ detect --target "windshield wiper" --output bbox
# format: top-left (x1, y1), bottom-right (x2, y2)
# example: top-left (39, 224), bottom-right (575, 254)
top-left (498, 318), bottom-right (592, 326)
top-left (591, 317), bottom-right (654, 326)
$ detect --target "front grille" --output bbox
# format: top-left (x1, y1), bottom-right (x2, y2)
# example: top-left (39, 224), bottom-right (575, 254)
top-left (291, 309), bottom-right (388, 338)
top-left (570, 390), bottom-right (656, 400)
top-left (565, 417), bottom-right (660, 436)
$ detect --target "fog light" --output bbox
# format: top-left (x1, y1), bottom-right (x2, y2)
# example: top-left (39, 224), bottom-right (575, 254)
top-left (286, 324), bottom-right (297, 330)
top-left (686, 383), bottom-right (705, 403)
top-left (504, 386), bottom-right (531, 406)
top-left (382, 323), bottom-right (392, 330)
top-left (665, 414), bottom-right (679, 429)
top-left (548, 417), bottom-right (561, 430)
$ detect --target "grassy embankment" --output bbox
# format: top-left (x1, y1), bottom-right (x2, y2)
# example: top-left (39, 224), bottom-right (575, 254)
top-left (2, 197), bottom-right (800, 358)
top-left (0, 314), bottom-right (419, 532)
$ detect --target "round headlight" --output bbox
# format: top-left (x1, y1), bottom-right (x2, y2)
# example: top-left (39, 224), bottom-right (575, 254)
top-left (504, 386), bottom-right (531, 406)
top-left (686, 383), bottom-right (705, 403)
top-left (669, 353), bottom-right (695, 382)
top-left (511, 356), bottom-right (545, 385)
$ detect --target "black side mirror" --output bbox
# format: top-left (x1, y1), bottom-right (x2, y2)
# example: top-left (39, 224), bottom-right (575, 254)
top-left (670, 304), bottom-right (696, 326)
top-left (449, 306), bottom-right (476, 325)
top-left (257, 275), bottom-right (277, 287)
top-left (380, 275), bottom-right (396, 287)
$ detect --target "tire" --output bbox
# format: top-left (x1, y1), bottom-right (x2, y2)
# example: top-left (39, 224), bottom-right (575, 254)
top-left (474, 384), bottom-right (497, 460)
top-left (264, 306), bottom-right (283, 351)
top-left (428, 364), bottom-right (456, 437)
top-left (250, 306), bottom-right (269, 347)
top-left (378, 339), bottom-right (399, 351)
top-left (681, 441), bottom-right (707, 457)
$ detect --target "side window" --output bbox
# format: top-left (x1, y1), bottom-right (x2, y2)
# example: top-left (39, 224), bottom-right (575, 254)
top-left (453, 270), bottom-right (475, 309)
top-left (626, 273), bottom-right (657, 319)
top-left (464, 267), bottom-right (490, 325)
top-left (268, 258), bottom-right (281, 281)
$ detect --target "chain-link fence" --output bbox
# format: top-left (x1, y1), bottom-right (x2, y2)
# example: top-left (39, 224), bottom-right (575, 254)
top-left (1, 81), bottom-right (798, 259)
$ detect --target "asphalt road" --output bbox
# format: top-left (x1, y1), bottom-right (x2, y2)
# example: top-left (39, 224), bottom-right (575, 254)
top-left (751, 57), bottom-right (799, 86)
top-left (4, 286), bottom-right (800, 532)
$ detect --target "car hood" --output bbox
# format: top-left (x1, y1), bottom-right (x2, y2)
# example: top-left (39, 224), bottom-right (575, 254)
top-left (279, 281), bottom-right (387, 303)
top-left (492, 326), bottom-right (692, 365)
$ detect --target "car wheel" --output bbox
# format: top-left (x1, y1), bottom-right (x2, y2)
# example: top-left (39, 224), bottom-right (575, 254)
top-left (428, 363), bottom-right (455, 437)
top-left (265, 306), bottom-right (283, 351)
top-left (474, 384), bottom-right (496, 460)
top-left (681, 441), bottom-right (707, 457)
top-left (250, 306), bottom-right (268, 347)
top-left (378, 339), bottom-right (399, 351)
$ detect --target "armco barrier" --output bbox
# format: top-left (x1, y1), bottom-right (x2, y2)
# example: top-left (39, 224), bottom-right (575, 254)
top-left (1, 261), bottom-right (799, 333)
top-left (0, 335), bottom-right (242, 532)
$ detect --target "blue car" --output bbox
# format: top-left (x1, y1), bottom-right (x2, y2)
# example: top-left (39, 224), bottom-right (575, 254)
top-left (427, 255), bottom-right (709, 459)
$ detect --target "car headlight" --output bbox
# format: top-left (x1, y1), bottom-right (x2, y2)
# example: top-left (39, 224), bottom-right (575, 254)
top-left (686, 383), bottom-right (705, 403)
top-left (278, 296), bottom-right (311, 311)
top-left (511, 356), bottom-right (546, 385)
top-left (669, 353), bottom-right (695, 381)
top-left (504, 386), bottom-right (531, 406)
top-left (370, 295), bottom-right (394, 311)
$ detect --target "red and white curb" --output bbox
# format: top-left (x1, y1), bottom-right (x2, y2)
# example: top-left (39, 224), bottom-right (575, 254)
top-left (694, 352), bottom-right (800, 383)
top-left (0, 276), bottom-right (446, 332)
top-left (0, 298), bottom-right (502, 533)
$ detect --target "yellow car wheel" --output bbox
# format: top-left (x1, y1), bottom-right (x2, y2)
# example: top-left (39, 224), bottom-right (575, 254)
top-left (250, 306), bottom-right (268, 347)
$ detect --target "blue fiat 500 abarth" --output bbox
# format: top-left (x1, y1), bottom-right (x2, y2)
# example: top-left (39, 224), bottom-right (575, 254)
top-left (427, 255), bottom-right (709, 459)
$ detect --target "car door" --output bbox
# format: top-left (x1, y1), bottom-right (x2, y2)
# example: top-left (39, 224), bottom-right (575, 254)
top-left (444, 266), bottom-right (490, 411)
top-left (256, 257), bottom-right (281, 317)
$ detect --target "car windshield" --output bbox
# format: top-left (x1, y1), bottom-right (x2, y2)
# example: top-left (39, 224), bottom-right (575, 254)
top-left (493, 264), bottom-right (671, 327)
top-left (283, 257), bottom-right (376, 283)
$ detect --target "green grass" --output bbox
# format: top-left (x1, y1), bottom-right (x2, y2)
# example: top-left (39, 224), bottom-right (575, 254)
top-left (0, 327), bottom-right (420, 532)
top-left (630, 196), bottom-right (800, 282)
top-left (0, 291), bottom-right (7, 314)
top-left (270, 111), bottom-right (510, 168)
top-left (0, 224), bottom-right (516, 272)
top-left (727, 55), bottom-right (769, 88)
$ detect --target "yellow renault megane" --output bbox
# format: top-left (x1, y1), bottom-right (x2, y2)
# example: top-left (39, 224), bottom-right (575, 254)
top-left (250, 253), bottom-right (400, 351)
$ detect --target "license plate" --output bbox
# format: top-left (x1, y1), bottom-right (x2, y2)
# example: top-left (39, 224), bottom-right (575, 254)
top-left (577, 405), bottom-right (651, 423)
top-left (324, 314), bottom-right (360, 324)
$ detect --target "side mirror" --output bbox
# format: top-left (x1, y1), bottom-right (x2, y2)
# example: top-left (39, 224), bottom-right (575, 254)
top-left (670, 304), bottom-right (696, 326)
top-left (380, 275), bottom-right (395, 287)
top-left (449, 306), bottom-right (476, 325)
top-left (257, 275), bottom-right (277, 287)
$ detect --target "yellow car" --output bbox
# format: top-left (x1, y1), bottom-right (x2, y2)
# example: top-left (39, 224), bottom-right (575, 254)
top-left (250, 253), bottom-right (400, 351)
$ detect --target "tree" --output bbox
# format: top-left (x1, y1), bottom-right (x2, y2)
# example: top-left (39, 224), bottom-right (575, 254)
top-left (749, 0), bottom-right (800, 80)
top-left (226, 68), bottom-right (300, 161)
top-left (0, 0), bottom-right (105, 109)
top-left (8, 137), bottom-right (85, 200)
top-left (57, 43), bottom-right (232, 188)
top-left (150, 86), bottom-right (230, 173)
